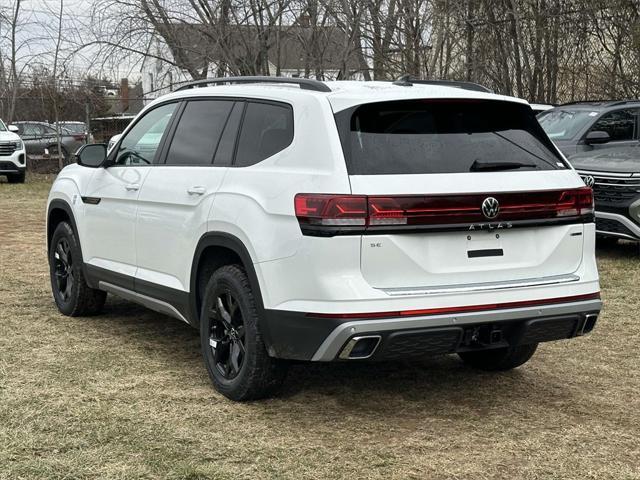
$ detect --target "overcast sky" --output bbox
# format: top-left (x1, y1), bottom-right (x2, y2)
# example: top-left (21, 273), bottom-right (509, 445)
top-left (5, 0), bottom-right (143, 82)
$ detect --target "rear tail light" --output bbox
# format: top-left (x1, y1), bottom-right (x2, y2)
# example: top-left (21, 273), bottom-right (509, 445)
top-left (295, 187), bottom-right (594, 236)
top-left (72, 134), bottom-right (85, 141)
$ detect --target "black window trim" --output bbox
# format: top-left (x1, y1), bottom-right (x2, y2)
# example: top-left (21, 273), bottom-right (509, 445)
top-left (106, 96), bottom-right (294, 168)
top-left (216, 100), bottom-right (246, 167)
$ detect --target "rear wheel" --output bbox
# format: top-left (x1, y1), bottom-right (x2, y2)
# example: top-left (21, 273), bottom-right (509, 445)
top-left (596, 235), bottom-right (619, 247)
top-left (200, 264), bottom-right (287, 401)
top-left (458, 343), bottom-right (538, 371)
top-left (49, 222), bottom-right (106, 316)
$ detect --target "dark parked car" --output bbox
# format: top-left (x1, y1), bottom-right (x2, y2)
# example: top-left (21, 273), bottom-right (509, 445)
top-left (538, 100), bottom-right (640, 157)
top-left (56, 121), bottom-right (94, 144)
top-left (569, 145), bottom-right (640, 242)
top-left (13, 121), bottom-right (85, 161)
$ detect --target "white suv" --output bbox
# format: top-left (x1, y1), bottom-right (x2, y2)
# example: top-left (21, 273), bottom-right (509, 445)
top-left (46, 77), bottom-right (602, 401)
top-left (0, 118), bottom-right (27, 183)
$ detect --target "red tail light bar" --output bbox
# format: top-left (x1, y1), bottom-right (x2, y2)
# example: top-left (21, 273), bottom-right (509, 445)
top-left (306, 292), bottom-right (601, 319)
top-left (295, 188), bottom-right (594, 236)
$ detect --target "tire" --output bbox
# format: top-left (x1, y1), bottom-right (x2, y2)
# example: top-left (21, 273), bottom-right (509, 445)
top-left (200, 264), bottom-right (287, 401)
top-left (7, 171), bottom-right (25, 183)
top-left (48, 145), bottom-right (69, 166)
top-left (458, 343), bottom-right (538, 371)
top-left (49, 221), bottom-right (106, 316)
top-left (596, 235), bottom-right (618, 247)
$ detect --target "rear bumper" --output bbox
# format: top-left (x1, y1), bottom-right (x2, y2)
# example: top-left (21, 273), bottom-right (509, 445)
top-left (263, 298), bottom-right (602, 361)
top-left (596, 211), bottom-right (640, 241)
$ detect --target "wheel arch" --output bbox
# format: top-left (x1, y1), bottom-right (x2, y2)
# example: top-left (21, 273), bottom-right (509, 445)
top-left (47, 199), bottom-right (78, 253)
top-left (190, 232), bottom-right (264, 317)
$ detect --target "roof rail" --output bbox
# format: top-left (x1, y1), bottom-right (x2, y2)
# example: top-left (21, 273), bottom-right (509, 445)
top-left (559, 99), bottom-right (640, 106)
top-left (392, 75), bottom-right (493, 93)
top-left (174, 76), bottom-right (332, 93)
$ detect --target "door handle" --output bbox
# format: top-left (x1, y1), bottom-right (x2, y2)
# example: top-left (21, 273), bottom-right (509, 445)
top-left (125, 183), bottom-right (140, 191)
top-left (187, 186), bottom-right (206, 196)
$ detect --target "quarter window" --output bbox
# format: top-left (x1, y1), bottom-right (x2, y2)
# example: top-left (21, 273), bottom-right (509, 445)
top-left (166, 100), bottom-right (234, 166)
top-left (589, 109), bottom-right (637, 142)
top-left (115, 102), bottom-right (177, 166)
top-left (235, 102), bottom-right (293, 167)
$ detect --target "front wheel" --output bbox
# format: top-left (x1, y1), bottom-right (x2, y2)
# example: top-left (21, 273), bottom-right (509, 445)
top-left (7, 171), bottom-right (25, 183)
top-left (458, 343), bottom-right (538, 371)
top-left (49, 222), bottom-right (106, 316)
top-left (48, 145), bottom-right (69, 166)
top-left (200, 265), bottom-right (287, 401)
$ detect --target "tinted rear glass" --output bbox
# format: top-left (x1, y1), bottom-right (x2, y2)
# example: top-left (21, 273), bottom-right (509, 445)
top-left (334, 100), bottom-right (565, 175)
top-left (235, 102), bottom-right (293, 167)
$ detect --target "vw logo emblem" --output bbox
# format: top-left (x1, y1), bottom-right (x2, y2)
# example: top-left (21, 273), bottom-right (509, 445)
top-left (581, 175), bottom-right (595, 187)
top-left (481, 197), bottom-right (500, 219)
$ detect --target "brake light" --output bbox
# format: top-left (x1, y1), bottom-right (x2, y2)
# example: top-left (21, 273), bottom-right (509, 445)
top-left (295, 188), bottom-right (594, 236)
top-left (294, 194), bottom-right (367, 226)
top-left (72, 134), bottom-right (85, 141)
top-left (557, 187), bottom-right (594, 217)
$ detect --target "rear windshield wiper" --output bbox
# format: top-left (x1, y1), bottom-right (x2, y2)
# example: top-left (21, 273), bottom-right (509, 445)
top-left (470, 160), bottom-right (538, 172)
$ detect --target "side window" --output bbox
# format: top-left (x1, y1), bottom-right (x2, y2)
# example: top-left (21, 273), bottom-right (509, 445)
top-left (235, 102), bottom-right (293, 167)
top-left (115, 102), bottom-right (177, 166)
top-left (42, 125), bottom-right (57, 135)
top-left (165, 100), bottom-right (233, 166)
top-left (22, 123), bottom-right (42, 137)
top-left (589, 109), bottom-right (637, 142)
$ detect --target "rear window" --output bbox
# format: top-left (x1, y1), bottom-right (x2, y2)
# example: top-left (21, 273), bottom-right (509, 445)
top-left (334, 100), bottom-right (566, 175)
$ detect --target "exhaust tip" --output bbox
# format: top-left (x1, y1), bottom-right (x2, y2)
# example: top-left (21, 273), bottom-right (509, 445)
top-left (339, 335), bottom-right (381, 360)
top-left (580, 314), bottom-right (599, 335)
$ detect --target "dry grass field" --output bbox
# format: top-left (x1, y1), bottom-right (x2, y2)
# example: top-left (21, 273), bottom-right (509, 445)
top-left (1, 174), bottom-right (639, 480)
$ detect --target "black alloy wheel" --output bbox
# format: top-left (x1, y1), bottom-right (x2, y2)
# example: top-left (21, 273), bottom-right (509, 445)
top-left (208, 290), bottom-right (247, 379)
top-left (53, 237), bottom-right (75, 303)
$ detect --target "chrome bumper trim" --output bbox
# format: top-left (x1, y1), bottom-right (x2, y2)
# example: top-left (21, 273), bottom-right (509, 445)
top-left (596, 211), bottom-right (640, 238)
top-left (381, 274), bottom-right (580, 297)
top-left (310, 299), bottom-right (602, 361)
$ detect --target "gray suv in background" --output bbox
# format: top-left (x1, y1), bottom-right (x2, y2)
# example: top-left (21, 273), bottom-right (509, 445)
top-left (538, 100), bottom-right (640, 157)
top-left (13, 121), bottom-right (85, 162)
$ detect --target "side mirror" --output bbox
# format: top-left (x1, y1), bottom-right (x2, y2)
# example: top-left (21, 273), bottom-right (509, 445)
top-left (585, 130), bottom-right (611, 145)
top-left (8, 125), bottom-right (18, 133)
top-left (75, 143), bottom-right (107, 168)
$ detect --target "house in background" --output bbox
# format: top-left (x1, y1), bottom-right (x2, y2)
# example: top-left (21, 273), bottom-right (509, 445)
top-left (140, 20), bottom-right (361, 104)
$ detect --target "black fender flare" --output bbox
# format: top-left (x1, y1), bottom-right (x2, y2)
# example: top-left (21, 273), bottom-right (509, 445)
top-left (189, 232), bottom-right (274, 348)
top-left (47, 199), bottom-right (79, 252)
top-left (47, 199), bottom-right (96, 288)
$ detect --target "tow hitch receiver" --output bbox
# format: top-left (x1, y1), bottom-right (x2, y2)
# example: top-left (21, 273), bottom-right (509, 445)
top-left (463, 325), bottom-right (504, 347)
